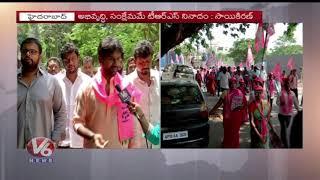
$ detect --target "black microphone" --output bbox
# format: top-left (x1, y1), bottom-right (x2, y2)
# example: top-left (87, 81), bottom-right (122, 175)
top-left (115, 84), bottom-right (132, 105)
top-left (115, 84), bottom-right (140, 119)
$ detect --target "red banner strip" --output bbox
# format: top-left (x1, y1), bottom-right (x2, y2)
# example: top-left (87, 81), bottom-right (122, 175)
top-left (17, 11), bottom-right (262, 23)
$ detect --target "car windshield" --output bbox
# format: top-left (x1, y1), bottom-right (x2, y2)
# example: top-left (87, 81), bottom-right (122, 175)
top-left (161, 84), bottom-right (203, 105)
top-left (163, 64), bottom-right (176, 72)
top-left (176, 66), bottom-right (193, 74)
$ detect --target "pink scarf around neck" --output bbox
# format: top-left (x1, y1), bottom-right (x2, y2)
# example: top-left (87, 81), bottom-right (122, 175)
top-left (92, 69), bottom-right (142, 142)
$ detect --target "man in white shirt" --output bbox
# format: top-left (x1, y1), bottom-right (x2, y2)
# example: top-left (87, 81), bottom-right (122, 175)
top-left (56, 43), bottom-right (92, 148)
top-left (218, 67), bottom-right (231, 94)
top-left (124, 40), bottom-right (160, 149)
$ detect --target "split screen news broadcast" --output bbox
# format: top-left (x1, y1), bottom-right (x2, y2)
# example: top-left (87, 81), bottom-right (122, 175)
top-left (4, 2), bottom-right (320, 180)
top-left (16, 11), bottom-right (302, 150)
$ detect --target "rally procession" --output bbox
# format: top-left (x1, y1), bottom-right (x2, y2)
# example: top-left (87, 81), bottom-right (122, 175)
top-left (160, 23), bottom-right (303, 148)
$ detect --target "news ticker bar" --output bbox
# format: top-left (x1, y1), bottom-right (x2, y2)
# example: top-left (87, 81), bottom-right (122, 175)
top-left (17, 11), bottom-right (262, 23)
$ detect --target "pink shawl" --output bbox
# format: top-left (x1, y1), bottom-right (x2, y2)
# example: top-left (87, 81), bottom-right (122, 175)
top-left (92, 69), bottom-right (142, 142)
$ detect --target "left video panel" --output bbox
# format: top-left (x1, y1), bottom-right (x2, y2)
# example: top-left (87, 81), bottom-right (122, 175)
top-left (17, 23), bottom-right (161, 149)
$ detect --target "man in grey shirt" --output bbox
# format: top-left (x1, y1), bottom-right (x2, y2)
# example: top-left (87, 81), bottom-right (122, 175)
top-left (17, 38), bottom-right (66, 148)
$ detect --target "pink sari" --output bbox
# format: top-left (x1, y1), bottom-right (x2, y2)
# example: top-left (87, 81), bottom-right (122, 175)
top-left (222, 89), bottom-right (246, 148)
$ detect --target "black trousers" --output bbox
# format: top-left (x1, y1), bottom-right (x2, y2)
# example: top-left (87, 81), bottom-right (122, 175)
top-left (291, 88), bottom-right (298, 99)
top-left (289, 110), bottom-right (303, 148)
top-left (278, 114), bottom-right (292, 148)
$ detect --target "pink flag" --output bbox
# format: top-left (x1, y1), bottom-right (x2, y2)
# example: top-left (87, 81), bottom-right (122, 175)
top-left (287, 57), bottom-right (295, 70)
top-left (232, 66), bottom-right (236, 72)
top-left (246, 42), bottom-right (254, 68)
top-left (272, 63), bottom-right (282, 81)
top-left (254, 23), bottom-right (265, 53)
top-left (170, 57), bottom-right (174, 64)
top-left (265, 23), bottom-right (275, 49)
top-left (176, 54), bottom-right (179, 64)
top-left (180, 54), bottom-right (185, 64)
top-left (206, 52), bottom-right (215, 67)
top-left (201, 61), bottom-right (207, 69)
top-left (239, 62), bottom-right (243, 68)
top-left (267, 23), bottom-right (275, 36)
top-left (218, 59), bottom-right (222, 67)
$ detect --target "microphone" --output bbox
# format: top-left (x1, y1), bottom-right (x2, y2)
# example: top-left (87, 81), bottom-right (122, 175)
top-left (115, 84), bottom-right (132, 105)
top-left (115, 84), bottom-right (140, 119)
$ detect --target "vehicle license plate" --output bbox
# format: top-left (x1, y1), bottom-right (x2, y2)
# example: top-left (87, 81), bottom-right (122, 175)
top-left (163, 131), bottom-right (188, 140)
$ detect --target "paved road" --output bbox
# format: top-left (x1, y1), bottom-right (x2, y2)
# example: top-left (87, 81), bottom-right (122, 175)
top-left (204, 82), bottom-right (303, 148)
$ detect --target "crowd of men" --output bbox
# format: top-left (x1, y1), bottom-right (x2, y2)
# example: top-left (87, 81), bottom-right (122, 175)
top-left (195, 64), bottom-right (302, 148)
top-left (17, 37), bottom-right (160, 149)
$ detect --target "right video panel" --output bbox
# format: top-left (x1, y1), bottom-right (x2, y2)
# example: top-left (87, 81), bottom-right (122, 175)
top-left (160, 23), bottom-right (303, 149)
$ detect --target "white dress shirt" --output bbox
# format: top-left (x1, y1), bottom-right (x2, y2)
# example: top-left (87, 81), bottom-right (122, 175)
top-left (124, 69), bottom-right (161, 148)
top-left (55, 69), bottom-right (92, 148)
top-left (218, 72), bottom-right (231, 89)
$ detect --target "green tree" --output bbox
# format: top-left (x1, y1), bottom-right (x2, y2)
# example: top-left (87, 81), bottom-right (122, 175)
top-left (161, 23), bottom-right (251, 56)
top-left (268, 23), bottom-right (302, 57)
top-left (228, 23), bottom-right (301, 64)
top-left (228, 38), bottom-right (264, 64)
top-left (216, 52), bottom-right (233, 66)
top-left (69, 23), bottom-right (159, 67)
top-left (17, 23), bottom-right (160, 68)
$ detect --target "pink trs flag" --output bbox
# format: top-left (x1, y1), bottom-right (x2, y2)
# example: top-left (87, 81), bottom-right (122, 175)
top-left (254, 23), bottom-right (265, 53)
top-left (267, 23), bottom-right (275, 36)
top-left (246, 42), bottom-right (254, 68)
top-left (272, 63), bottom-right (282, 81)
top-left (287, 57), bottom-right (295, 70)
top-left (265, 23), bottom-right (275, 49)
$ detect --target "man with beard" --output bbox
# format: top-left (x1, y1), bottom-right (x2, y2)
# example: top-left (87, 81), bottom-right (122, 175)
top-left (124, 40), bottom-right (160, 149)
top-left (73, 37), bottom-right (142, 148)
top-left (55, 43), bottom-right (92, 148)
top-left (17, 38), bottom-right (66, 148)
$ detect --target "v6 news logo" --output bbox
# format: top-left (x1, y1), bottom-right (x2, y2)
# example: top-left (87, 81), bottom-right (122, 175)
top-left (26, 137), bottom-right (55, 163)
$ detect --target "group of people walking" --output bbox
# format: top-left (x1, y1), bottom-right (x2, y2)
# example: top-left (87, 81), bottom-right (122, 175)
top-left (195, 64), bottom-right (302, 148)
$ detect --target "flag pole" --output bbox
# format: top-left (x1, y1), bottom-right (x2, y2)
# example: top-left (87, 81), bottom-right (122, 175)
top-left (261, 23), bottom-right (269, 64)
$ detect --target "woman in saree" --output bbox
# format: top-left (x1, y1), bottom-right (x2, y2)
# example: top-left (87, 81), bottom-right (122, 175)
top-left (249, 85), bottom-right (275, 148)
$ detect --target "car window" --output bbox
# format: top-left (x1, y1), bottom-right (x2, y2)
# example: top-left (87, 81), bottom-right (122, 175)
top-left (176, 66), bottom-right (193, 74)
top-left (161, 84), bottom-right (203, 105)
top-left (164, 64), bottom-right (176, 72)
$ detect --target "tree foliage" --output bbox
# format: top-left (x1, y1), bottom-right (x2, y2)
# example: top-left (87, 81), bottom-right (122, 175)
top-left (268, 45), bottom-right (303, 57)
top-left (228, 38), bottom-right (264, 64)
top-left (161, 23), bottom-right (251, 56)
top-left (17, 23), bottom-right (159, 67)
top-left (267, 23), bottom-right (302, 57)
top-left (228, 23), bottom-right (301, 64)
